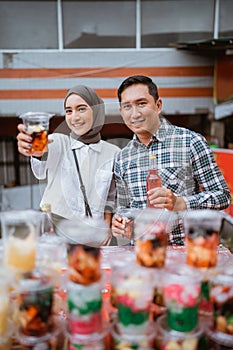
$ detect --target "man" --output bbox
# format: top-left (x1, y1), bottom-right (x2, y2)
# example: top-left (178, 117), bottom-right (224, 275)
top-left (112, 75), bottom-right (230, 245)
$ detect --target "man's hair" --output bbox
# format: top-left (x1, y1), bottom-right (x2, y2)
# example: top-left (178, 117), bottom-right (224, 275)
top-left (118, 75), bottom-right (159, 103)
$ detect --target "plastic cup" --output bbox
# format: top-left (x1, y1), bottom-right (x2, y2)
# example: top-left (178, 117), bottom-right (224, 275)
top-left (16, 268), bottom-right (54, 337)
top-left (111, 320), bottom-right (155, 349)
top-left (115, 208), bottom-right (141, 245)
top-left (156, 314), bottom-right (205, 350)
top-left (209, 262), bottom-right (233, 336)
top-left (68, 280), bottom-right (103, 335)
top-left (134, 209), bottom-right (174, 268)
top-left (0, 268), bottom-right (13, 337)
top-left (1, 210), bottom-right (42, 272)
top-left (111, 258), bottom-right (154, 335)
top-left (162, 264), bottom-right (201, 332)
top-left (57, 217), bottom-right (110, 247)
top-left (19, 111), bottom-right (53, 153)
top-left (36, 235), bottom-right (68, 318)
top-left (68, 327), bottom-right (109, 350)
top-left (183, 209), bottom-right (222, 268)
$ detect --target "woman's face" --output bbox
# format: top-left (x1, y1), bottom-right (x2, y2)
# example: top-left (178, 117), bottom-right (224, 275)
top-left (65, 93), bottom-right (93, 136)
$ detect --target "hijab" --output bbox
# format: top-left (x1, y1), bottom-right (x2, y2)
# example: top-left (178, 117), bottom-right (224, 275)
top-left (64, 85), bottom-right (105, 144)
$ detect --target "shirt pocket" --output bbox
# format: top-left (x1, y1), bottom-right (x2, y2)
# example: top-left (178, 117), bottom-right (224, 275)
top-left (93, 169), bottom-right (113, 211)
top-left (160, 166), bottom-right (193, 196)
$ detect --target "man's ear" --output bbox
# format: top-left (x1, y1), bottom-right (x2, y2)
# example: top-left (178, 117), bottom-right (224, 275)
top-left (157, 98), bottom-right (162, 111)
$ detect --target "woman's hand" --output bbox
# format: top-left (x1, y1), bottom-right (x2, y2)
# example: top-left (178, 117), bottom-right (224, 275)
top-left (17, 123), bottom-right (51, 158)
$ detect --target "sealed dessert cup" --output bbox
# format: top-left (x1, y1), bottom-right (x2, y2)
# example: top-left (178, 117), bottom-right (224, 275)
top-left (67, 244), bottom-right (101, 285)
top-left (68, 326), bottom-right (109, 350)
top-left (16, 268), bottom-right (54, 337)
top-left (19, 111), bottom-right (53, 153)
top-left (1, 210), bottom-right (42, 273)
top-left (134, 209), bottom-right (175, 268)
top-left (15, 321), bottom-right (65, 350)
top-left (210, 262), bottom-right (233, 336)
top-left (162, 264), bottom-right (201, 332)
top-left (68, 280), bottom-right (103, 335)
top-left (156, 314), bottom-right (206, 350)
top-left (0, 267), bottom-right (13, 337)
top-left (111, 258), bottom-right (154, 335)
top-left (183, 209), bottom-right (222, 268)
top-left (111, 320), bottom-right (155, 350)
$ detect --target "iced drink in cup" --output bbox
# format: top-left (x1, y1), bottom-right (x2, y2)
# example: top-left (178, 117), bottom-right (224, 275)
top-left (183, 209), bottom-right (222, 268)
top-left (116, 208), bottom-right (141, 245)
top-left (19, 111), bottom-right (53, 153)
top-left (1, 210), bottom-right (42, 272)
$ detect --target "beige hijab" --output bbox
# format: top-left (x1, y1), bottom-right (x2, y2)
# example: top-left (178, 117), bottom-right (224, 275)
top-left (64, 85), bottom-right (105, 144)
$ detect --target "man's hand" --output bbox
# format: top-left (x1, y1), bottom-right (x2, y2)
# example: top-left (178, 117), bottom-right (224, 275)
top-left (147, 187), bottom-right (187, 211)
top-left (111, 214), bottom-right (128, 238)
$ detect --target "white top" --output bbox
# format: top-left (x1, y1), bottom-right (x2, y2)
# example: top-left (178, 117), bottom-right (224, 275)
top-left (31, 133), bottom-right (120, 220)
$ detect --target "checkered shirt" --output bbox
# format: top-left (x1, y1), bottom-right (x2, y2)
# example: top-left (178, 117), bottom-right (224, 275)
top-left (113, 117), bottom-right (230, 245)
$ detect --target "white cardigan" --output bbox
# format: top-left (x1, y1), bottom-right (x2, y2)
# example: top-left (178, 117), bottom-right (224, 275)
top-left (31, 133), bottom-right (120, 220)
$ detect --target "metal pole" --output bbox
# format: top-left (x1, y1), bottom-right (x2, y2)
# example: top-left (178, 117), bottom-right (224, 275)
top-left (213, 0), bottom-right (220, 39)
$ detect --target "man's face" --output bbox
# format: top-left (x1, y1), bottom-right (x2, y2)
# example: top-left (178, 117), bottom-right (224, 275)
top-left (119, 84), bottom-right (162, 137)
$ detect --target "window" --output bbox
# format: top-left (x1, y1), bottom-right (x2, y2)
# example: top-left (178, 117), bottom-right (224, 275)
top-left (0, 1), bottom-right (58, 49)
top-left (141, 0), bottom-right (215, 48)
top-left (62, 1), bottom-right (136, 48)
top-left (219, 0), bottom-right (233, 38)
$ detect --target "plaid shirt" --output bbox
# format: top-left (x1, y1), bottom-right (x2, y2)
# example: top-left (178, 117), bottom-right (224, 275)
top-left (114, 117), bottom-right (230, 245)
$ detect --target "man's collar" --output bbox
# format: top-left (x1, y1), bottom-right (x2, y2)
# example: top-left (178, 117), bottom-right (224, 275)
top-left (133, 116), bottom-right (170, 146)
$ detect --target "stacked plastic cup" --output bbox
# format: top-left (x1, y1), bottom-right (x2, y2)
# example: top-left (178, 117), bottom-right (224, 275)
top-left (134, 208), bottom-right (175, 320)
top-left (207, 261), bottom-right (233, 349)
top-left (0, 268), bottom-right (14, 350)
top-left (13, 268), bottom-right (66, 349)
top-left (156, 264), bottom-right (204, 349)
top-left (183, 209), bottom-right (223, 316)
top-left (110, 257), bottom-right (156, 349)
top-left (60, 217), bottom-right (110, 350)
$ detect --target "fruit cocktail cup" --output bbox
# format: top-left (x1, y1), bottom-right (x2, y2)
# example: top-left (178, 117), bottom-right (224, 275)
top-left (134, 209), bottom-right (175, 268)
top-left (210, 262), bottom-right (233, 336)
top-left (68, 280), bottom-right (103, 335)
top-left (16, 268), bottom-right (54, 337)
top-left (162, 264), bottom-right (201, 332)
top-left (183, 209), bottom-right (222, 269)
top-left (111, 258), bottom-right (154, 335)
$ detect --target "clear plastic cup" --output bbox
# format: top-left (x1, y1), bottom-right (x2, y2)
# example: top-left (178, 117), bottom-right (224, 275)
top-left (156, 314), bottom-right (205, 350)
top-left (111, 258), bottom-right (154, 335)
top-left (20, 111), bottom-right (53, 153)
top-left (57, 217), bottom-right (110, 247)
top-left (36, 235), bottom-right (68, 319)
top-left (0, 268), bottom-right (13, 337)
top-left (209, 262), bottom-right (233, 336)
top-left (183, 209), bottom-right (222, 268)
top-left (16, 268), bottom-right (54, 337)
top-left (111, 320), bottom-right (155, 349)
top-left (162, 264), bottom-right (201, 332)
top-left (134, 209), bottom-right (175, 268)
top-left (1, 210), bottom-right (42, 272)
top-left (68, 326), bottom-right (109, 350)
top-left (68, 280), bottom-right (103, 335)
top-left (115, 208), bottom-right (141, 245)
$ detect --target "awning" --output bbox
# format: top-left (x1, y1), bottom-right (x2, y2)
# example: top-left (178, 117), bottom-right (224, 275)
top-left (170, 37), bottom-right (233, 55)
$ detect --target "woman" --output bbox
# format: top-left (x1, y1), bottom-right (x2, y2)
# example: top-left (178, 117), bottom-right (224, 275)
top-left (17, 85), bottom-right (120, 229)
